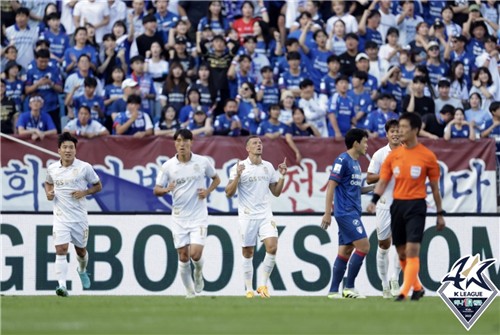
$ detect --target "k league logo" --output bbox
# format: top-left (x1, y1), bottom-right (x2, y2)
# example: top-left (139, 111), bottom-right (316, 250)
top-left (437, 254), bottom-right (498, 331)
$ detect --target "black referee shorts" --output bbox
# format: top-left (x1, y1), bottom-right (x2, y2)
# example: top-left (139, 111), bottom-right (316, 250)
top-left (390, 199), bottom-right (427, 246)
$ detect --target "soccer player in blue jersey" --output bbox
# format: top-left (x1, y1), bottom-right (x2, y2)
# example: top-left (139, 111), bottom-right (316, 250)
top-left (321, 128), bottom-right (373, 299)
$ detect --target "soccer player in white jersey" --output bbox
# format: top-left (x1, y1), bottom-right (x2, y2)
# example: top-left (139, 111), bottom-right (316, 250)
top-left (154, 129), bottom-right (221, 298)
top-left (45, 132), bottom-right (102, 297)
top-left (366, 119), bottom-right (402, 298)
top-left (225, 136), bottom-right (288, 298)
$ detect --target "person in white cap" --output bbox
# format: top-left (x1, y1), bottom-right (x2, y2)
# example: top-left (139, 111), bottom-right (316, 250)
top-left (107, 78), bottom-right (140, 121)
top-left (354, 52), bottom-right (379, 101)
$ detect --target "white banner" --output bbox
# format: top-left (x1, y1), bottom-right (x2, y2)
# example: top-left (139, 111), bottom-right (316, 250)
top-left (1, 215), bottom-right (499, 296)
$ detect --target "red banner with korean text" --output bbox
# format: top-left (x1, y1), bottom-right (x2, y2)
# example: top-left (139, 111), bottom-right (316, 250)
top-left (1, 136), bottom-right (497, 213)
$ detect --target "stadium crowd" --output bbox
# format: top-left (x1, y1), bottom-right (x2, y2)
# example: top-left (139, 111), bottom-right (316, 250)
top-left (1, 0), bottom-right (500, 148)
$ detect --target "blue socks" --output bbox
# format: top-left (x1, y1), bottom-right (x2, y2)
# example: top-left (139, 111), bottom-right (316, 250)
top-left (346, 251), bottom-right (367, 288)
top-left (329, 255), bottom-right (348, 293)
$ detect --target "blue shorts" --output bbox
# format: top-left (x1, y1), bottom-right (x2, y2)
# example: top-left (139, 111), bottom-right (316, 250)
top-left (335, 214), bottom-right (367, 246)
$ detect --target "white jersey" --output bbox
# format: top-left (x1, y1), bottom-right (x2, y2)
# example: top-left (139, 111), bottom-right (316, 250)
top-left (156, 153), bottom-right (217, 220)
top-left (229, 158), bottom-right (280, 219)
top-left (367, 144), bottom-right (395, 210)
top-left (46, 158), bottom-right (100, 223)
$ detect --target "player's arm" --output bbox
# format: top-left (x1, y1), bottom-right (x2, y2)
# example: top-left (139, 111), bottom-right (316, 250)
top-left (321, 179), bottom-right (338, 230)
top-left (366, 172), bottom-right (379, 184)
top-left (366, 178), bottom-right (389, 213)
top-left (225, 161), bottom-right (244, 197)
top-left (361, 184), bottom-right (375, 194)
top-left (198, 174), bottom-right (221, 199)
top-left (153, 182), bottom-right (175, 196)
top-left (269, 158), bottom-right (288, 197)
top-left (72, 181), bottom-right (103, 199)
top-left (429, 180), bottom-right (446, 231)
top-left (44, 182), bottom-right (55, 201)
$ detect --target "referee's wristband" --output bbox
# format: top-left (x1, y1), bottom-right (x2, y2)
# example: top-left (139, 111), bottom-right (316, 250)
top-left (371, 193), bottom-right (381, 205)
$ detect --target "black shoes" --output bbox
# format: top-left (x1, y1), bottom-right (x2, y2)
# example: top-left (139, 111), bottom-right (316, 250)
top-left (411, 289), bottom-right (425, 301)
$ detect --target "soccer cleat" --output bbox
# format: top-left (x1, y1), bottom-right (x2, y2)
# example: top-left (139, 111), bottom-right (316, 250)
top-left (390, 279), bottom-right (400, 297)
top-left (55, 286), bottom-right (68, 297)
top-left (245, 291), bottom-right (254, 299)
top-left (327, 292), bottom-right (343, 299)
top-left (257, 286), bottom-right (270, 298)
top-left (185, 291), bottom-right (196, 299)
top-left (77, 268), bottom-right (91, 289)
top-left (411, 288), bottom-right (425, 301)
top-left (382, 287), bottom-right (392, 299)
top-left (194, 270), bottom-right (204, 294)
top-left (394, 294), bottom-right (406, 302)
top-left (342, 288), bottom-right (366, 299)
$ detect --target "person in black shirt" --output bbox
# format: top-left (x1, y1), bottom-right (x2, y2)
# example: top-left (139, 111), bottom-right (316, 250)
top-left (402, 76), bottom-right (435, 116)
top-left (420, 104), bottom-right (454, 139)
top-left (338, 33), bottom-right (359, 77)
top-left (0, 79), bottom-right (17, 134)
top-left (200, 34), bottom-right (239, 116)
top-left (136, 14), bottom-right (164, 58)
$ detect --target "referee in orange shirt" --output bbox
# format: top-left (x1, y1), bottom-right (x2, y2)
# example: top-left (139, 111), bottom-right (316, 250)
top-left (367, 112), bottom-right (445, 301)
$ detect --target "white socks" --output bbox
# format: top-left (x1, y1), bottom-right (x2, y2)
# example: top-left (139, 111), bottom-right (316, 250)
top-left (55, 254), bottom-right (68, 288)
top-left (260, 253), bottom-right (276, 287)
top-left (391, 251), bottom-right (402, 281)
top-left (192, 257), bottom-right (204, 275)
top-left (178, 261), bottom-right (194, 294)
top-left (242, 256), bottom-right (253, 292)
top-left (76, 253), bottom-right (88, 273)
top-left (377, 246), bottom-right (389, 288)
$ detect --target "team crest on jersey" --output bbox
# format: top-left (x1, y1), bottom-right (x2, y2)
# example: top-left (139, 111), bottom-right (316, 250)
top-left (356, 226), bottom-right (363, 234)
top-left (352, 219), bottom-right (360, 226)
top-left (193, 164), bottom-right (201, 172)
top-left (393, 166), bottom-right (400, 177)
top-left (263, 166), bottom-right (268, 174)
top-left (410, 166), bottom-right (421, 179)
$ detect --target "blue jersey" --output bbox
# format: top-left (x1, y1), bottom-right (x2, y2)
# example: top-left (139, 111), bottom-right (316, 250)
top-left (16, 111), bottom-right (56, 131)
top-left (278, 69), bottom-right (308, 91)
top-left (73, 94), bottom-right (105, 121)
top-left (40, 29), bottom-right (70, 59)
top-left (63, 46), bottom-right (98, 74)
top-left (449, 124), bottom-right (472, 139)
top-left (197, 17), bottom-right (230, 36)
top-left (422, 0), bottom-right (446, 25)
top-left (327, 93), bottom-right (355, 136)
top-left (257, 83), bottom-right (280, 113)
top-left (188, 82), bottom-right (212, 108)
top-left (104, 84), bottom-right (123, 101)
top-left (4, 79), bottom-right (24, 110)
top-left (449, 51), bottom-right (475, 80)
top-left (155, 11), bottom-right (180, 43)
top-left (255, 39), bottom-right (277, 61)
top-left (425, 62), bottom-right (449, 87)
top-left (329, 152), bottom-right (362, 217)
top-left (483, 119), bottom-right (500, 141)
top-left (256, 120), bottom-right (291, 136)
top-left (238, 100), bottom-right (266, 135)
top-left (466, 38), bottom-right (485, 58)
top-left (113, 111), bottom-right (151, 135)
top-left (214, 113), bottom-right (241, 136)
top-left (364, 109), bottom-right (400, 137)
top-left (320, 73), bottom-right (339, 98)
top-left (25, 65), bottom-right (62, 112)
top-left (380, 81), bottom-right (404, 113)
top-left (347, 89), bottom-right (373, 128)
top-left (359, 28), bottom-right (383, 51)
top-left (229, 72), bottom-right (255, 98)
top-left (303, 47), bottom-right (332, 92)
top-left (178, 105), bottom-right (209, 124)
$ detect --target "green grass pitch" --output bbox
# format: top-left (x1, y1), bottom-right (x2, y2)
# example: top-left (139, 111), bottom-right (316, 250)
top-left (1, 296), bottom-right (499, 335)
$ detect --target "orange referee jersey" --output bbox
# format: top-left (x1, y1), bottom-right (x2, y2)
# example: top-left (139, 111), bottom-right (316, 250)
top-left (379, 143), bottom-right (440, 200)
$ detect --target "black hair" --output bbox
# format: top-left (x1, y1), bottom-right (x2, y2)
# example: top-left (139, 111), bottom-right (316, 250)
top-left (35, 49), bottom-right (50, 59)
top-left (78, 105), bottom-right (91, 115)
top-left (243, 35), bottom-right (257, 43)
top-left (399, 112), bottom-right (422, 132)
top-left (206, 1), bottom-right (224, 29)
top-left (224, 98), bottom-right (238, 108)
top-left (327, 54), bottom-right (340, 64)
top-left (174, 128), bottom-right (193, 140)
top-left (78, 54), bottom-right (91, 63)
top-left (489, 101), bottom-right (500, 113)
top-left (239, 54), bottom-right (252, 63)
top-left (103, 33), bottom-right (116, 41)
top-left (352, 70), bottom-right (368, 82)
top-left (84, 76), bottom-right (98, 87)
top-left (285, 38), bottom-right (299, 47)
top-left (260, 65), bottom-right (273, 73)
top-left (299, 78), bottom-right (314, 89)
top-left (15, 7), bottom-right (30, 16)
top-left (474, 67), bottom-right (494, 87)
top-left (287, 51), bottom-right (301, 60)
top-left (58, 132), bottom-right (78, 148)
top-left (335, 75), bottom-right (349, 85)
top-left (344, 128), bottom-right (368, 149)
top-left (440, 104), bottom-right (455, 115)
top-left (313, 29), bottom-right (327, 41)
top-left (413, 75), bottom-right (427, 84)
top-left (127, 94), bottom-right (142, 104)
top-left (385, 119), bottom-right (399, 133)
top-left (385, 27), bottom-right (400, 44)
top-left (74, 26), bottom-right (87, 37)
top-left (36, 39), bottom-right (50, 48)
top-left (365, 40), bottom-right (378, 50)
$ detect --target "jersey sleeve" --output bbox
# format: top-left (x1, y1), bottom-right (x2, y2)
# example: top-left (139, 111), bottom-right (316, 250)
top-left (228, 162), bottom-right (238, 181)
top-left (427, 152), bottom-right (440, 182)
top-left (155, 163), bottom-right (170, 186)
top-left (204, 157), bottom-right (217, 178)
top-left (328, 156), bottom-right (346, 183)
top-left (45, 167), bottom-right (53, 184)
top-left (269, 162), bottom-right (280, 184)
top-left (367, 149), bottom-right (382, 174)
top-left (84, 163), bottom-right (100, 185)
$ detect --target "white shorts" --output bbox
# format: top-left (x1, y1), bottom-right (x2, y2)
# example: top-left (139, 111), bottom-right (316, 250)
top-left (238, 215), bottom-right (278, 247)
top-left (53, 221), bottom-right (89, 248)
top-left (171, 217), bottom-right (208, 249)
top-left (376, 207), bottom-right (392, 241)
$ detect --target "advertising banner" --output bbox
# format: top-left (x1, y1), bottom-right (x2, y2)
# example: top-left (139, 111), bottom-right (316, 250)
top-left (1, 214), bottom-right (498, 296)
top-left (1, 136), bottom-right (497, 213)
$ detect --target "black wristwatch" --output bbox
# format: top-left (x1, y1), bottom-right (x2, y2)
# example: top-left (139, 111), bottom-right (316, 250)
top-left (436, 210), bottom-right (446, 216)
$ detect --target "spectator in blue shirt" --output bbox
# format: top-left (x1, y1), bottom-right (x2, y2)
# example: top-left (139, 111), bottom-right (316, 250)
top-left (214, 98), bottom-right (243, 136)
top-left (197, 1), bottom-right (230, 36)
top-left (319, 55), bottom-right (341, 108)
top-left (187, 107), bottom-right (214, 137)
top-left (444, 107), bottom-right (476, 141)
top-left (24, 48), bottom-right (63, 132)
top-left (256, 65), bottom-right (280, 114)
top-left (154, 105), bottom-right (180, 137)
top-left (290, 106), bottom-right (321, 137)
top-left (278, 51), bottom-right (308, 97)
top-left (113, 94), bottom-right (153, 137)
top-left (358, 9), bottom-right (383, 51)
top-left (3, 60), bottom-right (24, 112)
top-left (481, 102), bottom-right (500, 154)
top-left (327, 75), bottom-right (355, 140)
top-left (16, 94), bottom-right (57, 140)
top-left (347, 71), bottom-right (373, 129)
top-left (364, 93), bottom-right (399, 138)
top-left (40, 12), bottom-right (69, 67)
top-left (256, 104), bottom-right (302, 163)
top-left (63, 27), bottom-right (98, 74)
top-left (70, 77), bottom-right (106, 123)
